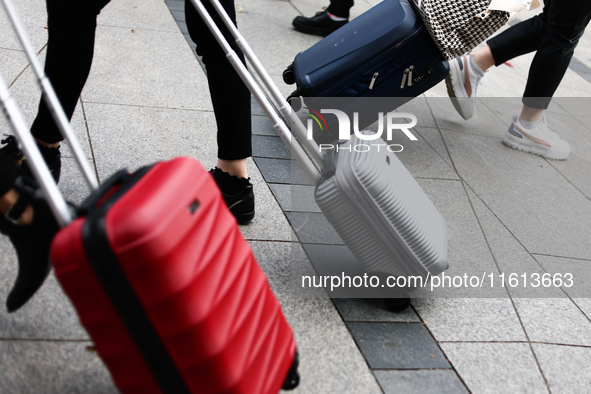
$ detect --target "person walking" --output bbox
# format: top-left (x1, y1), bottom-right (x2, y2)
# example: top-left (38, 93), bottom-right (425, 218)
top-left (446, 0), bottom-right (591, 160)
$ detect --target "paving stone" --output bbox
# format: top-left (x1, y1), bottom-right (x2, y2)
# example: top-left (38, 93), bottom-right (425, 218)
top-left (0, 340), bottom-right (116, 394)
top-left (374, 370), bottom-right (468, 394)
top-left (250, 97), bottom-right (265, 116)
top-left (533, 254), bottom-right (591, 299)
top-left (425, 96), bottom-right (510, 140)
top-left (553, 97), bottom-right (591, 127)
top-left (413, 179), bottom-right (506, 299)
top-left (440, 342), bottom-right (548, 394)
top-left (55, 157), bottom-right (96, 207)
top-left (268, 184), bottom-right (320, 213)
top-left (83, 25), bottom-right (212, 111)
top-left (249, 240), bottom-right (325, 300)
top-left (0, 49), bottom-right (29, 87)
top-left (0, 0), bottom-right (48, 52)
top-left (236, 0), bottom-right (324, 76)
top-left (347, 322), bottom-right (450, 369)
top-left (533, 343), bottom-right (591, 394)
top-left (415, 126), bottom-right (456, 171)
top-left (464, 187), bottom-right (564, 298)
top-left (513, 298), bottom-right (591, 347)
top-left (98, 0), bottom-right (179, 31)
top-left (253, 157), bottom-right (313, 185)
top-left (165, 0), bottom-right (184, 12)
top-left (302, 244), bottom-right (397, 299)
top-left (268, 183), bottom-right (292, 211)
top-left (288, 211), bottom-right (343, 245)
top-left (83, 103), bottom-right (219, 180)
top-left (572, 298), bottom-right (591, 322)
top-left (396, 96), bottom-right (438, 129)
top-left (412, 298), bottom-right (526, 342)
top-left (333, 298), bottom-right (420, 322)
top-left (251, 114), bottom-right (276, 136)
top-left (252, 134), bottom-right (290, 159)
top-left (441, 129), bottom-right (591, 261)
top-left (385, 126), bottom-right (459, 180)
top-left (534, 101), bottom-right (591, 200)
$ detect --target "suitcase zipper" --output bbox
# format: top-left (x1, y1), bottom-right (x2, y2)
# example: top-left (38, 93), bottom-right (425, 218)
top-left (400, 68), bottom-right (409, 89)
top-left (400, 65), bottom-right (415, 89)
top-left (407, 65), bottom-right (414, 87)
top-left (369, 72), bottom-right (379, 90)
top-left (322, 26), bottom-right (437, 96)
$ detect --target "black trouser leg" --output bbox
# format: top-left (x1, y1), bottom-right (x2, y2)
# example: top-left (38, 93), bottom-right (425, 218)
top-left (488, 0), bottom-right (591, 109)
top-left (185, 0), bottom-right (252, 160)
top-left (30, 0), bottom-right (111, 143)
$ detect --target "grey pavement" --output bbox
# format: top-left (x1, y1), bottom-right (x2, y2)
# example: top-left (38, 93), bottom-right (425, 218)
top-left (1, 0), bottom-right (591, 393)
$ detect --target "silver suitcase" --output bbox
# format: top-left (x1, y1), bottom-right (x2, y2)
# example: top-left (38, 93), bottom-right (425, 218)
top-left (315, 133), bottom-right (448, 279)
top-left (190, 0), bottom-right (449, 307)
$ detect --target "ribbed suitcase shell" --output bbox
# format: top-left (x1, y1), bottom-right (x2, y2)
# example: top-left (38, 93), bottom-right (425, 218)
top-left (290, 0), bottom-right (449, 99)
top-left (50, 157), bottom-right (296, 394)
top-left (315, 135), bottom-right (448, 278)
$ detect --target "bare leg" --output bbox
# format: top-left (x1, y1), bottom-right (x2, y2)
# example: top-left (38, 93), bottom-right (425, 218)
top-left (471, 45), bottom-right (496, 72)
top-left (0, 189), bottom-right (33, 225)
top-left (518, 105), bottom-right (545, 122)
top-left (217, 158), bottom-right (248, 179)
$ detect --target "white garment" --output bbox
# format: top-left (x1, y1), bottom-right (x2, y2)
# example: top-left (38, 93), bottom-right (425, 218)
top-left (487, 0), bottom-right (543, 16)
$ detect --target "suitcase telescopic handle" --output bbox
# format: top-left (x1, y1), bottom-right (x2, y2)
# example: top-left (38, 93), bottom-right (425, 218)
top-left (1, 0), bottom-right (99, 226)
top-left (189, 0), bottom-right (323, 185)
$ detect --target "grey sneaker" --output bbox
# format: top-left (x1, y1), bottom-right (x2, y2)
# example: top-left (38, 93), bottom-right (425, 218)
top-left (445, 53), bottom-right (483, 120)
top-left (503, 115), bottom-right (570, 160)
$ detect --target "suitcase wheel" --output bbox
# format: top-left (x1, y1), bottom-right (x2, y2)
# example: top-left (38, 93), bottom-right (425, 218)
top-left (282, 350), bottom-right (300, 391)
top-left (283, 64), bottom-right (295, 85)
top-left (287, 95), bottom-right (302, 112)
top-left (383, 297), bottom-right (411, 313)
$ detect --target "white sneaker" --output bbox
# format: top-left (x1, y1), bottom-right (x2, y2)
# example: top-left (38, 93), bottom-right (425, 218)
top-left (445, 53), bottom-right (483, 120)
top-left (503, 116), bottom-right (570, 160)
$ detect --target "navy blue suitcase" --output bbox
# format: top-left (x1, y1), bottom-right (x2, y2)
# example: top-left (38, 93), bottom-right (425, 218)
top-left (284, 0), bottom-right (449, 102)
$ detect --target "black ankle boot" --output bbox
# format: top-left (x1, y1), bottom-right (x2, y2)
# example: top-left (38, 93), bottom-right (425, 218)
top-left (0, 176), bottom-right (60, 312)
top-left (210, 167), bottom-right (255, 225)
top-left (0, 135), bottom-right (62, 183)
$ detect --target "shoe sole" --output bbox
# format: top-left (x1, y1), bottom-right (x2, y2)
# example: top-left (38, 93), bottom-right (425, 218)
top-left (445, 62), bottom-right (475, 120)
top-left (503, 130), bottom-right (569, 160)
top-left (234, 211), bottom-right (255, 225)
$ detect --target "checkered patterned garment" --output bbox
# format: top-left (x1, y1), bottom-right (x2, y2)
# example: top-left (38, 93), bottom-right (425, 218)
top-left (412, 0), bottom-right (510, 60)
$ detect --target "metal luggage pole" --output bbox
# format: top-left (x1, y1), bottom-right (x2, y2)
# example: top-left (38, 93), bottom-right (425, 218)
top-left (0, 73), bottom-right (72, 227)
top-left (1, 0), bottom-right (99, 193)
top-left (189, 0), bottom-right (323, 184)
top-left (198, 0), bottom-right (325, 168)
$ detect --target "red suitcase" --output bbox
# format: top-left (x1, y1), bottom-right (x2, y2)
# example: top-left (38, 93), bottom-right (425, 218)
top-left (49, 157), bottom-right (299, 394)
